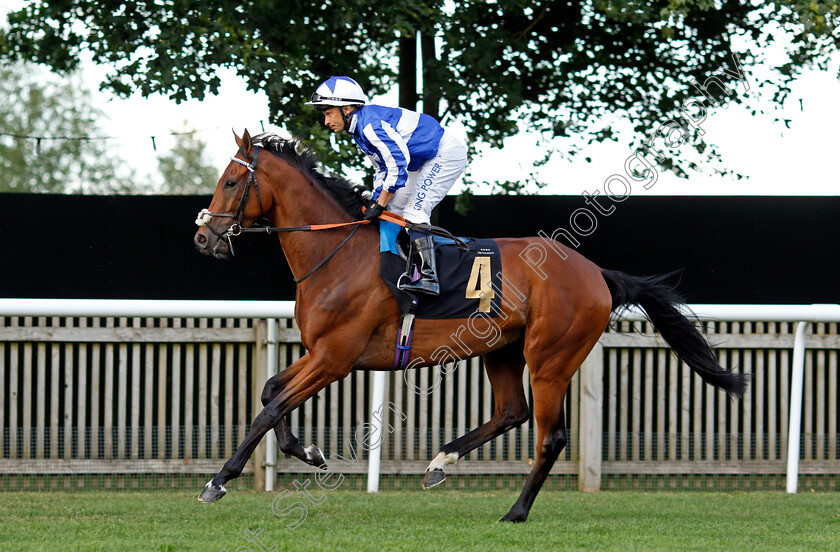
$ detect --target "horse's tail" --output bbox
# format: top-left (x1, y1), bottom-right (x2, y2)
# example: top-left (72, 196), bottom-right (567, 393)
top-left (600, 269), bottom-right (748, 399)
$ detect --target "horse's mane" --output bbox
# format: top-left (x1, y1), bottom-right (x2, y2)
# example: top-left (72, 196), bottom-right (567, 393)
top-left (252, 132), bottom-right (368, 219)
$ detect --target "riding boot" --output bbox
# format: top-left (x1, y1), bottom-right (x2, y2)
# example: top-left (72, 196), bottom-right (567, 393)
top-left (398, 235), bottom-right (440, 296)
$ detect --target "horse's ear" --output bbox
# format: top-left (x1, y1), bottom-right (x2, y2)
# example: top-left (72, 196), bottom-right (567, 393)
top-left (232, 129), bottom-right (253, 156)
top-left (241, 129), bottom-right (253, 156)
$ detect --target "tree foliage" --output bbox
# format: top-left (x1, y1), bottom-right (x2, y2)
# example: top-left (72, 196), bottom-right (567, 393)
top-left (2, 1), bottom-right (837, 191)
top-left (0, 61), bottom-right (135, 193)
top-left (157, 127), bottom-right (219, 195)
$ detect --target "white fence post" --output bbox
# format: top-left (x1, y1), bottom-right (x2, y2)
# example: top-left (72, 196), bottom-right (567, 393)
top-left (786, 321), bottom-right (809, 494)
top-left (579, 343), bottom-right (604, 492)
top-left (367, 370), bottom-right (387, 493)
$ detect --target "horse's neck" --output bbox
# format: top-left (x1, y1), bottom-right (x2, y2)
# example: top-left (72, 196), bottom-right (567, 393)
top-left (266, 160), bottom-right (374, 283)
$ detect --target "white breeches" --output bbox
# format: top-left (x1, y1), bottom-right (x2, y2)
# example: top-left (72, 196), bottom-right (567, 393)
top-left (387, 129), bottom-right (467, 225)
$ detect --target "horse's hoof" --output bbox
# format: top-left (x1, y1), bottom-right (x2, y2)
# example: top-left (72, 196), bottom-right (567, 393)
top-left (198, 481), bottom-right (227, 503)
top-left (422, 467), bottom-right (446, 490)
top-left (498, 509), bottom-right (528, 523)
top-left (306, 445), bottom-right (328, 471)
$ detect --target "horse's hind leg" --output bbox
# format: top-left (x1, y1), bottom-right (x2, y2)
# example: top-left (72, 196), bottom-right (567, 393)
top-left (423, 338), bottom-right (530, 489)
top-left (500, 330), bottom-right (602, 522)
top-left (261, 369), bottom-right (326, 470)
top-left (499, 380), bottom-right (569, 522)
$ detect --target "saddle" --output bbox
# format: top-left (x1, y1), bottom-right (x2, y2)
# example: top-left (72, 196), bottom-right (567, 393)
top-left (379, 221), bottom-right (503, 319)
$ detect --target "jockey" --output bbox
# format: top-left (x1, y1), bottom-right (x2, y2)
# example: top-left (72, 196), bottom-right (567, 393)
top-left (306, 75), bottom-right (467, 296)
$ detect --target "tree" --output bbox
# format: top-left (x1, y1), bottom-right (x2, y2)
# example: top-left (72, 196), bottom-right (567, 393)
top-left (156, 126), bottom-right (219, 195)
top-left (0, 61), bottom-right (137, 193)
top-left (2, 1), bottom-right (837, 192)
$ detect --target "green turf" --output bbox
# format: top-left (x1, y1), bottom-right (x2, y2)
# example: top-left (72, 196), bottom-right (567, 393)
top-left (1, 489), bottom-right (838, 551)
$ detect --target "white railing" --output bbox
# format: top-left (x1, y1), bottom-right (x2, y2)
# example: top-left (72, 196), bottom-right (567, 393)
top-left (0, 298), bottom-right (294, 493)
top-left (1, 299), bottom-right (838, 494)
top-left (593, 304), bottom-right (840, 494)
top-left (0, 298), bottom-right (295, 319)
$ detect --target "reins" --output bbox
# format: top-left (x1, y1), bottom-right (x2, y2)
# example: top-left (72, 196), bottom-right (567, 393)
top-left (227, 216), bottom-right (368, 284)
top-left (226, 210), bottom-right (423, 235)
top-left (292, 225), bottom-right (361, 283)
top-left (196, 146), bottom-right (469, 284)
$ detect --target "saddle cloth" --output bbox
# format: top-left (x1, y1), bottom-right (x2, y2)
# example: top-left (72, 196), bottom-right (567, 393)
top-left (379, 220), bottom-right (503, 319)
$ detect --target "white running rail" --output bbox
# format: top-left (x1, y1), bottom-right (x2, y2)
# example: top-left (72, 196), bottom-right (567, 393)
top-left (1, 299), bottom-right (838, 494)
top-left (615, 304), bottom-right (840, 494)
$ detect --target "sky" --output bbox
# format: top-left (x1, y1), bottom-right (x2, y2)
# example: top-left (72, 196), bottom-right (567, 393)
top-left (2, 1), bottom-right (839, 197)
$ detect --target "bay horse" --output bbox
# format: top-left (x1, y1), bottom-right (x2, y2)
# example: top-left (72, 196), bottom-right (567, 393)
top-left (193, 129), bottom-right (747, 522)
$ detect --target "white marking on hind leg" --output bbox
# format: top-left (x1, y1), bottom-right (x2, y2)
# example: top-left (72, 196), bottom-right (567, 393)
top-left (426, 451), bottom-right (459, 472)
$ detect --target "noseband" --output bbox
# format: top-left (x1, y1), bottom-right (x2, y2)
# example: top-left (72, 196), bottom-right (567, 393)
top-left (195, 147), bottom-right (265, 255)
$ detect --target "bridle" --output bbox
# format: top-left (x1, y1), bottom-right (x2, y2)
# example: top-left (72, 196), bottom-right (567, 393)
top-left (195, 145), bottom-right (370, 284)
top-left (195, 146), bottom-right (265, 256)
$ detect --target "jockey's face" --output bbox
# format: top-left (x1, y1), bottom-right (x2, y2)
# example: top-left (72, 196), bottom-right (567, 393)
top-left (322, 106), bottom-right (354, 133)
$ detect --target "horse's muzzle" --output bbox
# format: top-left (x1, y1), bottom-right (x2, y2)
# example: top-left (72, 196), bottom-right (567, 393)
top-left (194, 227), bottom-right (232, 259)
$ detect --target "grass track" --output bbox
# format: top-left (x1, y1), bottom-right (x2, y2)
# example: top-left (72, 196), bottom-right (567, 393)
top-left (1, 490), bottom-right (839, 551)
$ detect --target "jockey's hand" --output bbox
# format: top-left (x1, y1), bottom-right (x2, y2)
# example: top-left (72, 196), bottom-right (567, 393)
top-left (363, 201), bottom-right (385, 221)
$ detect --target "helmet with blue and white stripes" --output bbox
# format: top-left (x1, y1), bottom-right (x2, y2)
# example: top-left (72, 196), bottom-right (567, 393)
top-left (306, 76), bottom-right (369, 109)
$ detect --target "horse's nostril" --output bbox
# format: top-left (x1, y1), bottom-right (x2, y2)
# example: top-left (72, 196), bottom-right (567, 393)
top-left (198, 235), bottom-right (206, 244)
top-left (195, 233), bottom-right (208, 247)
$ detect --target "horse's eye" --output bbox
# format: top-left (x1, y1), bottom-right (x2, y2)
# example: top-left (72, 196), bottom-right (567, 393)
top-left (224, 180), bottom-right (236, 189)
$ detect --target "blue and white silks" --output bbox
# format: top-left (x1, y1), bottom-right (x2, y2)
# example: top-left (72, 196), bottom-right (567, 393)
top-left (349, 105), bottom-right (445, 200)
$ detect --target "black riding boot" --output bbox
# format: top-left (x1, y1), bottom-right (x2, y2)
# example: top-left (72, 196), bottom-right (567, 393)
top-left (399, 235), bottom-right (440, 296)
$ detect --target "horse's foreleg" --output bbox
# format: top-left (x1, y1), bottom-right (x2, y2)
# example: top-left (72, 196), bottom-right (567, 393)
top-left (423, 341), bottom-right (529, 489)
top-left (197, 392), bottom-right (287, 502)
top-left (198, 353), bottom-right (346, 503)
top-left (262, 365), bottom-right (327, 470)
top-left (272, 417), bottom-right (327, 469)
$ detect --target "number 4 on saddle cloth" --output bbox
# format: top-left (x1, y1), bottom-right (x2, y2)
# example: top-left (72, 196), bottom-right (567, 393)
top-left (379, 220), bottom-right (503, 319)
top-left (379, 219), bottom-right (504, 369)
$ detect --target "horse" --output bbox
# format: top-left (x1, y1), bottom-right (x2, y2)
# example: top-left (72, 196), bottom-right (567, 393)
top-left (193, 129), bottom-right (747, 522)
